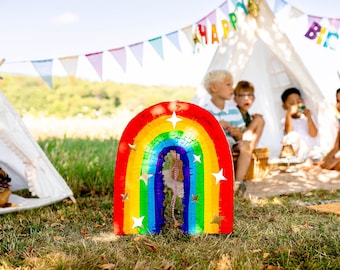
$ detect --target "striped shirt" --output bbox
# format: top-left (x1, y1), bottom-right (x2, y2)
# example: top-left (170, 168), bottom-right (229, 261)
top-left (202, 99), bottom-right (245, 146)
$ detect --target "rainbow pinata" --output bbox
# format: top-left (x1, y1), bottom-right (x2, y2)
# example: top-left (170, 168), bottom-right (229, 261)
top-left (113, 101), bottom-right (234, 235)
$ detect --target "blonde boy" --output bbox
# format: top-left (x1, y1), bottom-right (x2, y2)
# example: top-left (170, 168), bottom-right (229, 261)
top-left (201, 70), bottom-right (252, 196)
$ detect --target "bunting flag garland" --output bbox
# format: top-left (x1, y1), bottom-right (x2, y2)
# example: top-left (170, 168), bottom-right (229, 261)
top-left (329, 18), bottom-right (340, 31)
top-left (219, 1), bottom-right (230, 17)
top-left (2, 0), bottom-right (340, 89)
top-left (288, 6), bottom-right (304, 20)
top-left (148, 36), bottom-right (164, 60)
top-left (181, 25), bottom-right (195, 47)
top-left (207, 10), bottom-right (217, 25)
top-left (109, 47), bottom-right (127, 72)
top-left (307, 15), bottom-right (322, 26)
top-left (129, 42), bottom-right (144, 67)
top-left (273, 0), bottom-right (287, 14)
top-left (31, 59), bottom-right (53, 89)
top-left (196, 16), bottom-right (208, 28)
top-left (165, 31), bottom-right (182, 53)
top-left (59, 56), bottom-right (78, 84)
top-left (85, 52), bottom-right (103, 81)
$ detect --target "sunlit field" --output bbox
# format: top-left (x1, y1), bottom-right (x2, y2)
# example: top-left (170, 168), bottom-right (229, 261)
top-left (0, 117), bottom-right (339, 269)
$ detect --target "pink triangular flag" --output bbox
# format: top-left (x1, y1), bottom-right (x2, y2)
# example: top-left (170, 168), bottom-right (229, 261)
top-left (85, 51), bottom-right (103, 80)
top-left (181, 25), bottom-right (194, 46)
top-left (207, 10), bottom-right (217, 25)
top-left (308, 15), bottom-right (322, 26)
top-left (166, 31), bottom-right (181, 53)
top-left (129, 42), bottom-right (144, 67)
top-left (149, 36), bottom-right (164, 60)
top-left (219, 1), bottom-right (229, 17)
top-left (328, 18), bottom-right (340, 31)
top-left (109, 47), bottom-right (127, 72)
top-left (196, 16), bottom-right (207, 27)
top-left (274, 0), bottom-right (288, 14)
top-left (31, 59), bottom-right (53, 89)
top-left (59, 56), bottom-right (78, 83)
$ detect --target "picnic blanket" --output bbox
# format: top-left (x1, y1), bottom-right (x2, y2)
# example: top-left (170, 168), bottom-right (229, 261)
top-left (245, 166), bottom-right (340, 198)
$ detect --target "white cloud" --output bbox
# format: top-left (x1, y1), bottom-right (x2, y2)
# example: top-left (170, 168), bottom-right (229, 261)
top-left (49, 12), bottom-right (79, 26)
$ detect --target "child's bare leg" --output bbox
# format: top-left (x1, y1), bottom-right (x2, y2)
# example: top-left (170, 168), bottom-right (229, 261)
top-left (323, 157), bottom-right (340, 170)
top-left (235, 141), bottom-right (252, 181)
top-left (242, 116), bottom-right (265, 150)
top-left (333, 160), bottom-right (340, 171)
top-left (320, 158), bottom-right (339, 170)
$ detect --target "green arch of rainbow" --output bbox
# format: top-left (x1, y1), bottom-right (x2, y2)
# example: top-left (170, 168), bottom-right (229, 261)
top-left (113, 101), bottom-right (234, 235)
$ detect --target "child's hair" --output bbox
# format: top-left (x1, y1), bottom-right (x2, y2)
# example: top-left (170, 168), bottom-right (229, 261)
top-left (234, 80), bottom-right (254, 95)
top-left (281, 87), bottom-right (301, 103)
top-left (336, 88), bottom-right (340, 95)
top-left (203, 70), bottom-right (232, 93)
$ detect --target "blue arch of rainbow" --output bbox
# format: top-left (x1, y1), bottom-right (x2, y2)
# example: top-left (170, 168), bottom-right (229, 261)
top-left (113, 101), bottom-right (234, 235)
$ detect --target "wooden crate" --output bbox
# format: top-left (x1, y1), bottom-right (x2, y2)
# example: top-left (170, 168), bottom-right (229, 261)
top-left (233, 147), bottom-right (269, 180)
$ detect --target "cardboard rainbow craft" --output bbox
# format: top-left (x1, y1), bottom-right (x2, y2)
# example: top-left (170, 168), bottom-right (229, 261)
top-left (113, 101), bottom-right (234, 235)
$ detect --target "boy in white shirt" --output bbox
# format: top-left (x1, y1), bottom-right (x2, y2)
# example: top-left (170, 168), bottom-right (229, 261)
top-left (280, 87), bottom-right (319, 160)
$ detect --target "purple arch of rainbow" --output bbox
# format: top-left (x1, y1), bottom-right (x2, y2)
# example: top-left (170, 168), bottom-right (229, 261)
top-left (113, 101), bottom-right (234, 235)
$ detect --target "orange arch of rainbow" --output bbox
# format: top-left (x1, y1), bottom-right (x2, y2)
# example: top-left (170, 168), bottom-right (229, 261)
top-left (113, 101), bottom-right (234, 235)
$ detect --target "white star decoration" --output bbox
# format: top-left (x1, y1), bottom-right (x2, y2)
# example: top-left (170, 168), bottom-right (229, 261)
top-left (212, 169), bottom-right (227, 184)
top-left (193, 154), bottom-right (201, 163)
top-left (132, 216), bottom-right (145, 229)
top-left (166, 111), bottom-right (182, 128)
top-left (140, 170), bottom-right (152, 185)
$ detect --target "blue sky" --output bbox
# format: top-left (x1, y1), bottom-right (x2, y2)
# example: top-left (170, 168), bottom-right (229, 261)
top-left (0, 0), bottom-right (340, 87)
top-left (0, 0), bottom-right (223, 60)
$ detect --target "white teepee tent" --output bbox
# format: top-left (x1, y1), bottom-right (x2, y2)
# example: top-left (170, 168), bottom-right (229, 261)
top-left (0, 90), bottom-right (75, 214)
top-left (192, 0), bottom-right (338, 158)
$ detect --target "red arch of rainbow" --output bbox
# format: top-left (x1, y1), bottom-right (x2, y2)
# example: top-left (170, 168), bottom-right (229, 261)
top-left (113, 101), bottom-right (234, 235)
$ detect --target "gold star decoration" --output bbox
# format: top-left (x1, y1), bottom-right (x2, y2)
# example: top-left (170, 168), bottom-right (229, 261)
top-left (121, 193), bottom-right (128, 202)
top-left (210, 214), bottom-right (224, 226)
top-left (128, 143), bottom-right (136, 151)
top-left (192, 194), bottom-right (199, 202)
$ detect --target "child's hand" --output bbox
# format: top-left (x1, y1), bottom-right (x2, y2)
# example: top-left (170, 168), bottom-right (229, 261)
top-left (219, 120), bottom-right (231, 130)
top-left (219, 120), bottom-right (242, 140)
top-left (228, 126), bottom-right (243, 141)
top-left (302, 108), bottom-right (312, 118)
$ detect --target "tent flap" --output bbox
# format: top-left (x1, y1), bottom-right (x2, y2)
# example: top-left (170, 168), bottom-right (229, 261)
top-left (0, 90), bottom-right (74, 214)
top-left (192, 0), bottom-right (337, 158)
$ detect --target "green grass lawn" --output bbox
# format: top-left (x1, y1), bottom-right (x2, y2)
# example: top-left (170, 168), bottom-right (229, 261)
top-left (0, 138), bottom-right (339, 269)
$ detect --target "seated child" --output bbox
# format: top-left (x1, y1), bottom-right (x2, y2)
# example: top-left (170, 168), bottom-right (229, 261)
top-left (201, 70), bottom-right (253, 196)
top-left (319, 88), bottom-right (340, 170)
top-left (280, 87), bottom-right (319, 160)
top-left (233, 80), bottom-right (265, 150)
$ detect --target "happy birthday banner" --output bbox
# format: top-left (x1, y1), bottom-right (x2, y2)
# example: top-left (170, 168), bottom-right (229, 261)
top-left (2, 0), bottom-right (340, 89)
top-left (274, 0), bottom-right (340, 50)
